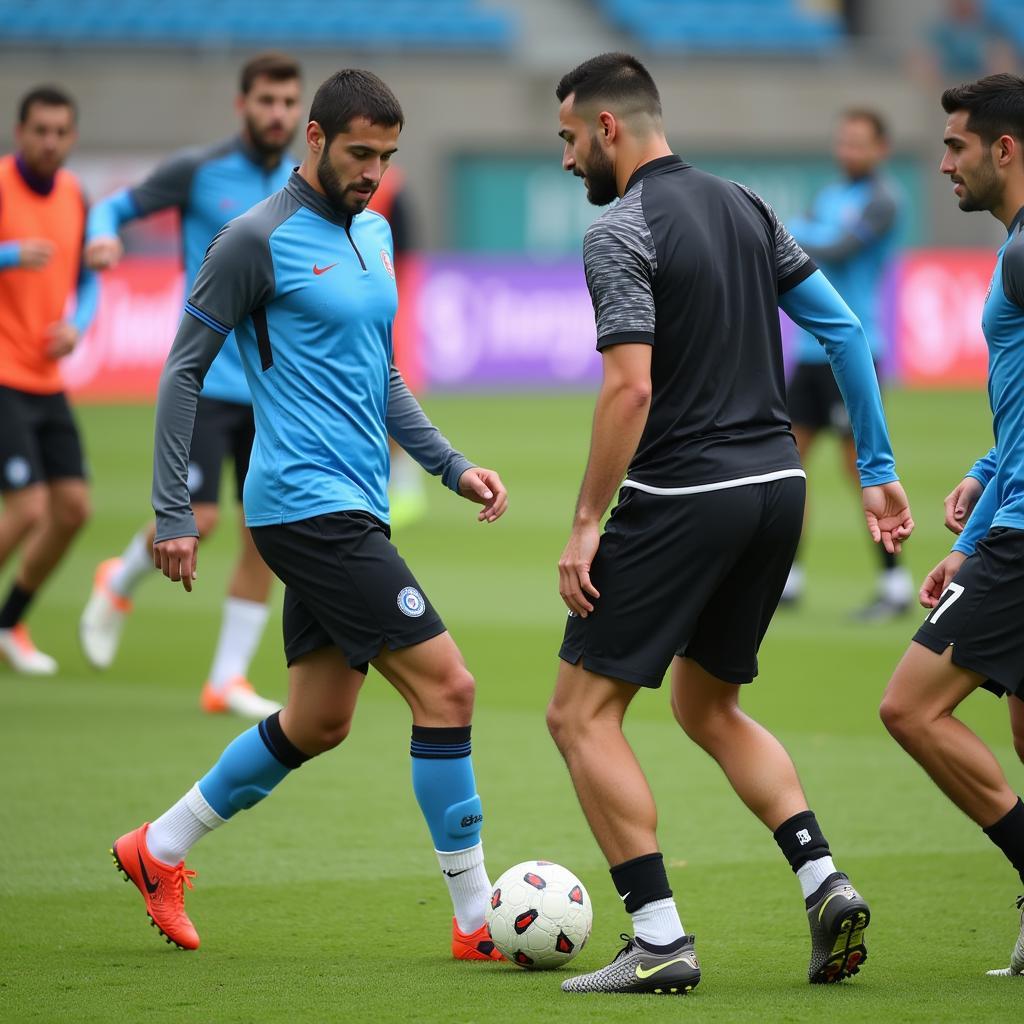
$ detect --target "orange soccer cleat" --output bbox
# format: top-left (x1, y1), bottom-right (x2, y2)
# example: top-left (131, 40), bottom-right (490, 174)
top-left (452, 918), bottom-right (504, 961)
top-left (111, 823), bottom-right (200, 950)
top-left (200, 676), bottom-right (282, 719)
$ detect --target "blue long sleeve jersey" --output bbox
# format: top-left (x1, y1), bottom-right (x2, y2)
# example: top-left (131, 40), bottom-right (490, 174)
top-left (788, 173), bottom-right (899, 364)
top-left (954, 207), bottom-right (1024, 556)
top-left (151, 171), bottom-right (473, 542)
top-left (87, 136), bottom-right (293, 404)
top-left (779, 270), bottom-right (897, 486)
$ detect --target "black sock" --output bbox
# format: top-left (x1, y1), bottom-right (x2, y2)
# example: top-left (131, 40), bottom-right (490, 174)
top-left (879, 546), bottom-right (897, 571)
top-left (773, 810), bottom-right (831, 872)
top-left (258, 711), bottom-right (312, 769)
top-left (983, 797), bottom-right (1024, 886)
top-left (610, 852), bottom-right (673, 914)
top-left (0, 584), bottom-right (34, 629)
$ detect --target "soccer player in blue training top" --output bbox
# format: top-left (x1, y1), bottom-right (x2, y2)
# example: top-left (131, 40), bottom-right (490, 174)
top-left (880, 73), bottom-right (1024, 979)
top-left (782, 108), bottom-right (913, 620)
top-left (546, 53), bottom-right (913, 995)
top-left (79, 53), bottom-right (303, 720)
top-left (110, 69), bottom-right (509, 961)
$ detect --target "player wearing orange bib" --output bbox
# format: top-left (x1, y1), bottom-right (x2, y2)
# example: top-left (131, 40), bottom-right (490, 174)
top-left (0, 86), bottom-right (98, 675)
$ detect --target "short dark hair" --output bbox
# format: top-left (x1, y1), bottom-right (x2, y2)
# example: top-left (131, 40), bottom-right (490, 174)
top-left (18, 85), bottom-right (76, 125)
top-left (556, 52), bottom-right (661, 118)
top-left (308, 69), bottom-right (404, 144)
top-left (942, 73), bottom-right (1024, 144)
top-left (240, 52), bottom-right (302, 95)
top-left (842, 107), bottom-right (888, 142)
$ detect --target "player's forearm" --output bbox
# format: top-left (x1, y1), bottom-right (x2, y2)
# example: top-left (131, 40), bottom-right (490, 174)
top-left (574, 379), bottom-right (651, 524)
top-left (790, 221), bottom-right (864, 265)
top-left (953, 477), bottom-right (999, 556)
top-left (86, 188), bottom-right (140, 242)
top-left (0, 241), bottom-right (20, 269)
top-left (151, 315), bottom-right (225, 542)
top-left (780, 270), bottom-right (897, 486)
top-left (385, 366), bottom-right (474, 491)
top-left (71, 266), bottom-right (100, 334)
top-left (966, 446), bottom-right (998, 486)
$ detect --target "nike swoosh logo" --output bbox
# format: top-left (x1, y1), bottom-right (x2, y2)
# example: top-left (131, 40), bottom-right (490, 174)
top-left (138, 852), bottom-right (159, 894)
top-left (313, 263), bottom-right (338, 276)
top-left (620, 891), bottom-right (630, 902)
top-left (635, 956), bottom-right (694, 980)
top-left (443, 868), bottom-right (470, 878)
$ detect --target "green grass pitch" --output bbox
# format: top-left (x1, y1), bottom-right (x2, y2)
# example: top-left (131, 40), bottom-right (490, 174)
top-left (2, 390), bottom-right (1022, 1023)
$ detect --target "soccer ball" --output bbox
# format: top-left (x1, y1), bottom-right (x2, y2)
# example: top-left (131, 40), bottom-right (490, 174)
top-left (485, 861), bottom-right (592, 969)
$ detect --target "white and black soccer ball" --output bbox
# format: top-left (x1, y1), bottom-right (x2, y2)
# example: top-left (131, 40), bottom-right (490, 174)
top-left (485, 861), bottom-right (592, 969)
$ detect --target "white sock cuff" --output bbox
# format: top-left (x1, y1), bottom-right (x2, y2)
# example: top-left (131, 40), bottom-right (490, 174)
top-left (638, 897), bottom-right (677, 915)
top-left (224, 596), bottom-right (271, 625)
top-left (435, 841), bottom-right (484, 871)
top-left (185, 782), bottom-right (226, 828)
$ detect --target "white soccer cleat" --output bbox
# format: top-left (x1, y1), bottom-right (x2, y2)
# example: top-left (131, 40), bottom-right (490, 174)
top-left (200, 676), bottom-right (282, 719)
top-left (0, 624), bottom-right (58, 675)
top-left (79, 558), bottom-right (133, 670)
top-left (986, 895), bottom-right (1024, 977)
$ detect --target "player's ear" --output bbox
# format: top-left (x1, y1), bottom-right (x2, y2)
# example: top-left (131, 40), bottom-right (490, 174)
top-left (306, 120), bottom-right (324, 154)
top-left (598, 111), bottom-right (616, 144)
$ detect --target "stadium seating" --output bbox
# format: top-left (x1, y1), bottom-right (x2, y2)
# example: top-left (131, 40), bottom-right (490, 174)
top-left (596, 0), bottom-right (844, 54)
top-left (0, 0), bottom-right (515, 50)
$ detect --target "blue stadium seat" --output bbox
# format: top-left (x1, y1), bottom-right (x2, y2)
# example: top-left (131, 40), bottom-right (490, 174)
top-left (597, 0), bottom-right (844, 54)
top-left (0, 0), bottom-right (516, 50)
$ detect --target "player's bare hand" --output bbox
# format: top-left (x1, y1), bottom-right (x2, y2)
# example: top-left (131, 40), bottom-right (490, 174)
top-left (920, 551), bottom-right (966, 609)
top-left (154, 536), bottom-right (199, 592)
top-left (458, 467), bottom-right (508, 522)
top-left (943, 476), bottom-right (983, 535)
top-left (558, 520), bottom-right (601, 617)
top-left (44, 321), bottom-right (79, 358)
top-left (19, 238), bottom-right (54, 269)
top-left (84, 236), bottom-right (123, 271)
top-left (863, 481), bottom-right (914, 554)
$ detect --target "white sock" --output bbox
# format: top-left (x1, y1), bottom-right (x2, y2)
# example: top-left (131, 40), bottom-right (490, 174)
top-left (632, 897), bottom-right (685, 947)
top-left (782, 564), bottom-right (803, 601)
top-left (146, 783), bottom-right (225, 864)
top-left (208, 597), bottom-right (270, 690)
top-left (881, 567), bottom-right (913, 604)
top-left (437, 842), bottom-right (491, 933)
top-left (796, 855), bottom-right (839, 900)
top-left (110, 531), bottom-right (155, 598)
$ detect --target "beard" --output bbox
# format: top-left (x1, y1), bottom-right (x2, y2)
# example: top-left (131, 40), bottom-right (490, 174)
top-left (578, 136), bottom-right (618, 207)
top-left (317, 148), bottom-right (377, 216)
top-left (244, 114), bottom-right (295, 160)
top-left (957, 154), bottom-right (1000, 212)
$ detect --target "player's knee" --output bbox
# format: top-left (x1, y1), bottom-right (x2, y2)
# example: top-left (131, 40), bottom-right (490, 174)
top-left (306, 714), bottom-right (353, 754)
top-left (194, 506), bottom-right (219, 538)
top-left (545, 699), bottom-right (582, 754)
top-left (432, 664), bottom-right (475, 723)
top-left (879, 695), bottom-right (915, 746)
top-left (7, 487), bottom-right (47, 531)
top-left (54, 491), bottom-right (91, 533)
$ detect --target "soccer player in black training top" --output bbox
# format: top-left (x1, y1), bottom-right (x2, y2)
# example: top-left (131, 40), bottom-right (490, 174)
top-left (546, 53), bottom-right (914, 995)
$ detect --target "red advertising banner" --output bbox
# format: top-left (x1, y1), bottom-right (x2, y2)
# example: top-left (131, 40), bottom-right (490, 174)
top-left (895, 249), bottom-right (995, 388)
top-left (64, 257), bottom-right (183, 400)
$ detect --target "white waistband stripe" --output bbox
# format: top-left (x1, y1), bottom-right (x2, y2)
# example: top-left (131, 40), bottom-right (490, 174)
top-left (622, 468), bottom-right (807, 496)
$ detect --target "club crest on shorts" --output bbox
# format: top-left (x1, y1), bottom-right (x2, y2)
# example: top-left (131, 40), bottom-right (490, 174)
top-left (4, 456), bottom-right (30, 488)
top-left (397, 586), bottom-right (425, 617)
top-left (380, 249), bottom-right (395, 279)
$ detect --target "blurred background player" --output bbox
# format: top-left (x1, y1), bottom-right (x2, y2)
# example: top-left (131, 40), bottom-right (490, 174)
top-left (0, 86), bottom-right (98, 675)
top-left (782, 108), bottom-right (913, 620)
top-left (78, 53), bottom-right (302, 718)
top-left (368, 168), bottom-right (430, 529)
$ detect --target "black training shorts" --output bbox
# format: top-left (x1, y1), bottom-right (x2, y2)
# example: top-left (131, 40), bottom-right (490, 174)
top-left (913, 527), bottom-right (1024, 700)
top-left (250, 510), bottom-right (447, 674)
top-left (788, 361), bottom-right (878, 436)
top-left (559, 476), bottom-right (806, 688)
top-left (187, 396), bottom-right (255, 505)
top-left (0, 384), bottom-right (87, 490)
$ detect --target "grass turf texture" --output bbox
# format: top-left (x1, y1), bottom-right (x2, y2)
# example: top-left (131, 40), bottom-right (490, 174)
top-left (2, 390), bottom-right (1022, 1023)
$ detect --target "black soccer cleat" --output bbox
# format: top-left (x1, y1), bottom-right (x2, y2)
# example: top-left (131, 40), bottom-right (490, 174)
top-left (806, 872), bottom-right (869, 983)
top-left (561, 933), bottom-right (700, 995)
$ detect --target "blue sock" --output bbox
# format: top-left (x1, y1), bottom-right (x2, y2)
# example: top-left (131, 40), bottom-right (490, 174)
top-left (410, 725), bottom-right (483, 851)
top-left (198, 712), bottom-right (310, 820)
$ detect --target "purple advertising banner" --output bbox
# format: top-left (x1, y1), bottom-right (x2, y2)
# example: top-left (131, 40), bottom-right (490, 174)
top-left (417, 256), bottom-right (603, 389)
top-left (416, 255), bottom-right (816, 390)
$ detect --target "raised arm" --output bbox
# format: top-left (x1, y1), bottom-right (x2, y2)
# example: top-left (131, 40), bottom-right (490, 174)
top-left (789, 184), bottom-right (897, 266)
